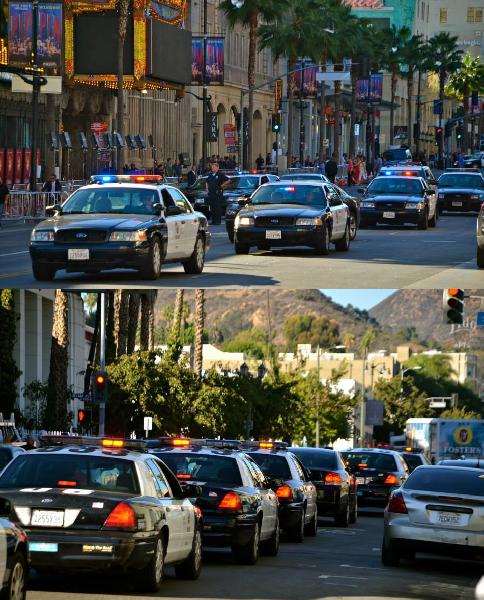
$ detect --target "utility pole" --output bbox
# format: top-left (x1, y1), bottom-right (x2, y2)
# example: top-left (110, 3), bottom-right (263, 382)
top-left (360, 356), bottom-right (366, 447)
top-left (415, 70), bottom-right (422, 158)
top-left (316, 346), bottom-right (320, 448)
top-left (98, 293), bottom-right (107, 435)
top-left (30, 0), bottom-right (40, 191)
top-left (201, 0), bottom-right (208, 171)
top-left (299, 59), bottom-right (305, 165)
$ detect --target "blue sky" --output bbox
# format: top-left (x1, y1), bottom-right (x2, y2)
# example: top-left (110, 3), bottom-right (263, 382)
top-left (319, 289), bottom-right (398, 311)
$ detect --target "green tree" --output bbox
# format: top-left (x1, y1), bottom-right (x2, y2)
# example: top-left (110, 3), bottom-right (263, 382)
top-left (0, 290), bottom-right (21, 417)
top-left (222, 327), bottom-right (267, 359)
top-left (283, 314), bottom-right (340, 351)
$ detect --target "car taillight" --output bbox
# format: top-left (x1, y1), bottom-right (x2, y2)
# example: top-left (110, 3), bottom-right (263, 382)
top-left (104, 502), bottom-right (136, 528)
top-left (218, 491), bottom-right (242, 511)
top-left (384, 474), bottom-right (399, 485)
top-left (325, 472), bottom-right (343, 484)
top-left (386, 490), bottom-right (408, 514)
top-left (276, 485), bottom-right (293, 500)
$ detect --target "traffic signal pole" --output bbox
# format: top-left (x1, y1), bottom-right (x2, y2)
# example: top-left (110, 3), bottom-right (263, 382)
top-left (98, 292), bottom-right (106, 435)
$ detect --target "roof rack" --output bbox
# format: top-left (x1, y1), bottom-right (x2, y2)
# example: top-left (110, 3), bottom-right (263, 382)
top-left (40, 435), bottom-right (147, 451)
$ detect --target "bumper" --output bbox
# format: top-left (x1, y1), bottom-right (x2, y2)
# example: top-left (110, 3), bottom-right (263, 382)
top-left (439, 198), bottom-right (482, 212)
top-left (315, 486), bottom-right (341, 516)
top-left (235, 225), bottom-right (325, 248)
top-left (357, 485), bottom-right (393, 507)
top-left (30, 241), bottom-right (153, 273)
top-left (278, 502), bottom-right (304, 530)
top-left (26, 529), bottom-right (155, 570)
top-left (200, 512), bottom-right (258, 547)
top-left (384, 514), bottom-right (484, 557)
top-left (360, 209), bottom-right (424, 225)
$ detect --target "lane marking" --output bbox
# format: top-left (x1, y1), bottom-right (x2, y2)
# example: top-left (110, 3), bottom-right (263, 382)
top-left (339, 563), bottom-right (384, 570)
top-left (319, 574), bottom-right (368, 580)
top-left (0, 270), bottom-right (31, 279)
top-left (0, 250), bottom-right (29, 257)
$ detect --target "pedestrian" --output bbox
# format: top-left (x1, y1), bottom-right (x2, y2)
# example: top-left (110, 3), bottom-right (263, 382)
top-left (265, 152), bottom-right (271, 166)
top-left (325, 153), bottom-right (338, 183)
top-left (187, 164), bottom-right (197, 187)
top-left (347, 156), bottom-right (355, 186)
top-left (375, 154), bottom-right (383, 174)
top-left (206, 162), bottom-right (229, 225)
top-left (0, 176), bottom-right (10, 226)
top-left (255, 153), bottom-right (264, 170)
top-left (165, 158), bottom-right (174, 177)
top-left (41, 174), bottom-right (62, 203)
top-left (457, 152), bottom-right (465, 168)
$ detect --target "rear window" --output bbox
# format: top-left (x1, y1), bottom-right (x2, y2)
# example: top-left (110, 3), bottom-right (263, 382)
top-left (343, 452), bottom-right (397, 472)
top-left (251, 184), bottom-right (327, 207)
top-left (289, 449), bottom-right (337, 470)
top-left (248, 454), bottom-right (291, 479)
top-left (0, 454), bottom-right (140, 494)
top-left (402, 454), bottom-right (424, 470)
top-left (404, 467), bottom-right (484, 497)
top-left (383, 149), bottom-right (411, 161)
top-left (154, 453), bottom-right (242, 487)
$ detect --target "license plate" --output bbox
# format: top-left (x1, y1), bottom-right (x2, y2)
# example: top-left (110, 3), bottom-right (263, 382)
top-left (356, 477), bottom-right (366, 485)
top-left (31, 510), bottom-right (64, 527)
top-left (438, 511), bottom-right (462, 525)
top-left (68, 249), bottom-right (89, 261)
top-left (382, 211), bottom-right (395, 218)
top-left (266, 230), bottom-right (281, 240)
top-left (30, 542), bottom-right (59, 553)
top-left (452, 201), bottom-right (462, 207)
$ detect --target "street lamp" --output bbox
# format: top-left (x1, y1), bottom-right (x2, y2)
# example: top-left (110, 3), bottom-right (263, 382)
top-left (240, 362), bottom-right (250, 378)
top-left (257, 362), bottom-right (266, 381)
top-left (400, 366), bottom-right (422, 398)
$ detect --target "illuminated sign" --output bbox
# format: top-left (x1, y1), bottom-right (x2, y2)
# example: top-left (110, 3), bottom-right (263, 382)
top-left (342, 0), bottom-right (385, 10)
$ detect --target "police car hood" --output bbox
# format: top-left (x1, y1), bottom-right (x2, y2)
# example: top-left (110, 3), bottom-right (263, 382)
top-left (241, 204), bottom-right (327, 218)
top-left (364, 193), bottom-right (423, 203)
top-left (36, 213), bottom-right (155, 231)
top-left (438, 186), bottom-right (483, 194)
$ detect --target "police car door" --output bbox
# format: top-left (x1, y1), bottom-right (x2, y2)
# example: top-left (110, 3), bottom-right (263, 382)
top-left (243, 456), bottom-right (277, 540)
top-left (169, 187), bottom-right (200, 257)
top-left (325, 185), bottom-right (344, 238)
top-left (161, 188), bottom-right (184, 259)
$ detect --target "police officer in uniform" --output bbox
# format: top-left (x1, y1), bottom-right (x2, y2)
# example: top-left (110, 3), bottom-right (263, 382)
top-left (205, 162), bottom-right (229, 225)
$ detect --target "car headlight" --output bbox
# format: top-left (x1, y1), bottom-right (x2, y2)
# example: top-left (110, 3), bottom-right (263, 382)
top-left (438, 193), bottom-right (445, 199)
top-left (225, 208), bottom-right (238, 216)
top-left (235, 215), bottom-right (254, 227)
top-left (404, 202), bottom-right (425, 210)
top-left (296, 217), bottom-right (323, 226)
top-left (31, 230), bottom-right (54, 242)
top-left (361, 201), bottom-right (375, 208)
top-left (109, 230), bottom-right (147, 242)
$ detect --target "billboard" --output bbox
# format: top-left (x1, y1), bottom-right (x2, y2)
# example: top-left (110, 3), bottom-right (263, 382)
top-left (294, 62), bottom-right (318, 98)
top-left (439, 421), bottom-right (484, 457)
top-left (23, 148), bottom-right (32, 184)
top-left (37, 3), bottom-right (62, 75)
top-left (191, 37), bottom-right (224, 85)
top-left (370, 73), bottom-right (383, 103)
top-left (356, 79), bottom-right (369, 102)
top-left (8, 2), bottom-right (33, 69)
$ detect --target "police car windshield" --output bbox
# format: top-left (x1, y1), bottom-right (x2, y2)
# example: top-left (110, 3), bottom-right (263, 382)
top-left (226, 176), bottom-right (259, 190)
top-left (367, 177), bottom-right (423, 195)
top-left (251, 184), bottom-right (327, 206)
top-left (62, 188), bottom-right (159, 215)
top-left (156, 453), bottom-right (242, 487)
top-left (0, 454), bottom-right (140, 494)
top-left (438, 174), bottom-right (484, 188)
top-left (248, 454), bottom-right (291, 479)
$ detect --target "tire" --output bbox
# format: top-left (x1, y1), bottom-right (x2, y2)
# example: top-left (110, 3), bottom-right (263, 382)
top-left (349, 496), bottom-right (357, 524)
top-left (232, 523), bottom-right (260, 565)
top-left (227, 229), bottom-right (234, 243)
top-left (417, 208), bottom-right (428, 230)
top-left (1, 552), bottom-right (27, 600)
top-left (381, 541), bottom-right (401, 567)
top-left (477, 245), bottom-right (484, 269)
top-left (334, 222), bottom-right (350, 251)
top-left (182, 236), bottom-right (205, 274)
top-left (260, 518), bottom-right (279, 556)
top-left (234, 239), bottom-right (250, 254)
top-left (287, 510), bottom-right (305, 543)
top-left (334, 499), bottom-right (350, 527)
top-left (304, 507), bottom-right (318, 537)
top-left (32, 262), bottom-right (56, 281)
top-left (139, 237), bottom-right (162, 280)
top-left (428, 207), bottom-right (437, 228)
top-left (174, 527), bottom-right (202, 580)
top-left (348, 212), bottom-right (358, 240)
top-left (314, 224), bottom-right (330, 255)
top-left (136, 536), bottom-right (165, 592)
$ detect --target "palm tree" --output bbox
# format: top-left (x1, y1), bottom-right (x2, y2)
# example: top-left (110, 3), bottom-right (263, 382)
top-left (116, 0), bottom-right (129, 174)
top-left (400, 34), bottom-right (425, 150)
top-left (193, 289), bottom-right (205, 376)
top-left (127, 292), bottom-right (141, 354)
top-left (358, 328), bottom-right (376, 359)
top-left (113, 289), bottom-right (129, 357)
top-left (46, 290), bottom-right (69, 430)
top-left (140, 291), bottom-right (157, 351)
top-left (220, 0), bottom-right (280, 167)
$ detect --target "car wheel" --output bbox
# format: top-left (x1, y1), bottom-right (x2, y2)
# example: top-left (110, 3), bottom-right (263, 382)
top-left (381, 540), bottom-right (401, 567)
top-left (261, 518), bottom-right (280, 556)
top-left (174, 527), bottom-right (202, 580)
top-left (348, 213), bottom-right (358, 240)
top-left (428, 207), bottom-right (437, 228)
top-left (334, 499), bottom-right (350, 527)
top-left (417, 208), bottom-right (428, 230)
top-left (232, 523), bottom-right (260, 565)
top-left (32, 262), bottom-right (56, 281)
top-left (234, 239), bottom-right (250, 254)
top-left (349, 496), bottom-right (357, 524)
top-left (287, 510), bottom-right (305, 543)
top-left (477, 245), bottom-right (484, 269)
top-left (334, 222), bottom-right (350, 251)
top-left (139, 237), bottom-right (162, 280)
top-left (227, 229), bottom-right (234, 243)
top-left (304, 507), bottom-right (318, 537)
top-left (182, 236), bottom-right (205, 274)
top-left (136, 536), bottom-right (165, 592)
top-left (314, 224), bottom-right (330, 255)
top-left (1, 552), bottom-right (27, 600)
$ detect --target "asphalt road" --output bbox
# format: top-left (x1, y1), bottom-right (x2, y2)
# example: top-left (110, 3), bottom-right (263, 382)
top-left (0, 212), bottom-right (480, 289)
top-left (26, 515), bottom-right (481, 600)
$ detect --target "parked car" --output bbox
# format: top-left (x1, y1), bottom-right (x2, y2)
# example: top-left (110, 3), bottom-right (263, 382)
top-left (0, 496), bottom-right (28, 600)
top-left (477, 202), bottom-right (484, 269)
top-left (437, 170), bottom-right (484, 213)
top-left (382, 147), bottom-right (412, 166)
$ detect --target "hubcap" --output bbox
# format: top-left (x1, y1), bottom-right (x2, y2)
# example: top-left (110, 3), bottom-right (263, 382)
top-left (10, 562), bottom-right (24, 600)
top-left (153, 241), bottom-right (161, 273)
top-left (154, 539), bottom-right (164, 583)
top-left (349, 216), bottom-right (356, 237)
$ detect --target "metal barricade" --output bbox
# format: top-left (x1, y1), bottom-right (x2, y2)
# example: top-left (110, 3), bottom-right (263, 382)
top-left (2, 191), bottom-right (64, 222)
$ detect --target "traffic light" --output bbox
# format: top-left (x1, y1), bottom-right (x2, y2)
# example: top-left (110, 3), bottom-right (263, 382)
top-left (435, 126), bottom-right (443, 143)
top-left (271, 113), bottom-right (281, 133)
top-left (95, 373), bottom-right (106, 394)
top-left (456, 126), bottom-right (463, 141)
top-left (443, 289), bottom-right (464, 324)
top-left (77, 408), bottom-right (91, 429)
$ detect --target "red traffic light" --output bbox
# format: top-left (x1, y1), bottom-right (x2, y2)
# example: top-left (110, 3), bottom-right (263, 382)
top-left (78, 409), bottom-right (86, 422)
top-left (443, 289), bottom-right (464, 324)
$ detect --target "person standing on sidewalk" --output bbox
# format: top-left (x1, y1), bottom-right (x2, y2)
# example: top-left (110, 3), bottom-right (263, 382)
top-left (0, 177), bottom-right (10, 226)
top-left (206, 162), bottom-right (229, 225)
top-left (325, 154), bottom-right (338, 183)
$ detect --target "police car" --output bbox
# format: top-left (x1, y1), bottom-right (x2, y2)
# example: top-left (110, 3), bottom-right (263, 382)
top-left (437, 169), bottom-right (484, 213)
top-left (0, 436), bottom-right (203, 592)
top-left (30, 175), bottom-right (210, 281)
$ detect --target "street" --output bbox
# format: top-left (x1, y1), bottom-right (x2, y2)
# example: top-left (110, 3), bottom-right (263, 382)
top-left (26, 515), bottom-right (481, 600)
top-left (0, 212), bottom-right (480, 289)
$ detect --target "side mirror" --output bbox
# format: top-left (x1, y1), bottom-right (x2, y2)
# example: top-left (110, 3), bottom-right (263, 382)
top-left (152, 202), bottom-right (163, 216)
top-left (430, 179), bottom-right (438, 186)
top-left (0, 497), bottom-right (11, 518)
top-left (181, 483), bottom-right (202, 498)
top-left (46, 203), bottom-right (62, 217)
top-left (357, 187), bottom-right (366, 194)
top-left (164, 205), bottom-right (183, 217)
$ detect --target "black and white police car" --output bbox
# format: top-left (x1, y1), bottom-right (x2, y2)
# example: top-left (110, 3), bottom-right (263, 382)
top-left (0, 436), bottom-right (203, 592)
top-left (30, 175), bottom-right (210, 281)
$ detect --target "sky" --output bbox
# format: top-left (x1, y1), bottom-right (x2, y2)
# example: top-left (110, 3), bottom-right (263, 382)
top-left (319, 289), bottom-right (398, 311)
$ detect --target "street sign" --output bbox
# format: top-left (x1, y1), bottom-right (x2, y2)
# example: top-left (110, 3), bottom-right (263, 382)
top-left (143, 416), bottom-right (153, 431)
top-left (477, 312), bottom-right (484, 328)
top-left (429, 400), bottom-right (447, 408)
top-left (433, 99), bottom-right (443, 115)
top-left (274, 79), bottom-right (283, 112)
top-left (206, 113), bottom-right (218, 142)
top-left (354, 124), bottom-right (360, 136)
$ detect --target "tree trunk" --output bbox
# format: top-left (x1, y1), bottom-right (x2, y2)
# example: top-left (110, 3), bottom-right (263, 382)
top-left (45, 95), bottom-right (57, 178)
top-left (46, 291), bottom-right (69, 430)
top-left (348, 66), bottom-right (358, 158)
top-left (127, 292), bottom-right (140, 354)
top-left (463, 86), bottom-right (470, 153)
top-left (106, 292), bottom-right (116, 362)
top-left (407, 70), bottom-right (414, 150)
top-left (84, 293), bottom-right (100, 395)
top-left (117, 0), bottom-right (129, 174)
top-left (390, 69), bottom-right (396, 145)
top-left (114, 289), bottom-right (129, 357)
top-left (287, 56), bottom-right (296, 164)
top-left (140, 293), bottom-right (150, 351)
top-left (193, 289), bottom-right (205, 376)
top-left (334, 79), bottom-right (341, 160)
top-left (247, 9), bottom-right (258, 168)
top-left (171, 289), bottom-right (184, 345)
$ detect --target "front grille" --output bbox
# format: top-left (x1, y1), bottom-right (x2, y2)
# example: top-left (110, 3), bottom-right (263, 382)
top-left (375, 201), bottom-right (404, 210)
top-left (443, 193), bottom-right (471, 200)
top-left (255, 216), bottom-right (295, 227)
top-left (55, 229), bottom-right (108, 243)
